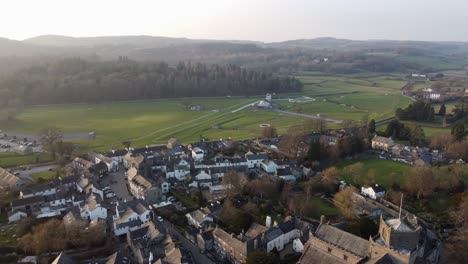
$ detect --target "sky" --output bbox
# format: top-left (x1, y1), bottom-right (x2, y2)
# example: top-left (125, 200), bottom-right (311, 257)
top-left (1, 0), bottom-right (468, 42)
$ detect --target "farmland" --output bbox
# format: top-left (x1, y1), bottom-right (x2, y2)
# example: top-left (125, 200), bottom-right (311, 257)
top-left (0, 74), bottom-right (414, 153)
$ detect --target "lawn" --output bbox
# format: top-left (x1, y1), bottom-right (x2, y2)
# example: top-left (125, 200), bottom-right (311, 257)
top-left (336, 158), bottom-right (411, 188)
top-left (306, 196), bottom-right (340, 219)
top-left (30, 170), bottom-right (62, 181)
top-left (0, 152), bottom-right (53, 168)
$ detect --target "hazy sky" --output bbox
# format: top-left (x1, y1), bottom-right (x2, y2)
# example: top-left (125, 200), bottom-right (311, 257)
top-left (2, 0), bottom-right (468, 42)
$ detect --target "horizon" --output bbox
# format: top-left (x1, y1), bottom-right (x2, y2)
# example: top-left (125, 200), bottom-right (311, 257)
top-left (2, 0), bottom-right (468, 43)
top-left (6, 34), bottom-right (468, 45)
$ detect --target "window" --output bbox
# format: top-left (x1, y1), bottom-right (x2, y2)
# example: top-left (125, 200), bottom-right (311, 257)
top-left (344, 255), bottom-right (348, 261)
top-left (327, 247), bottom-right (332, 253)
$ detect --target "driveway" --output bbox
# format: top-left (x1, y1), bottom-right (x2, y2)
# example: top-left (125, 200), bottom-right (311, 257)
top-left (100, 167), bottom-right (133, 202)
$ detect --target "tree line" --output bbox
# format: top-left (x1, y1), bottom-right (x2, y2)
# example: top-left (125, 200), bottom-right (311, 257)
top-left (0, 57), bottom-right (302, 110)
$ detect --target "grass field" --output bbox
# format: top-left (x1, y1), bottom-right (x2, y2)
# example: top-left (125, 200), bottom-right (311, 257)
top-left (0, 74), bottom-right (415, 153)
top-left (336, 158), bottom-right (411, 188)
top-left (279, 74), bottom-right (411, 121)
top-left (0, 152), bottom-right (53, 168)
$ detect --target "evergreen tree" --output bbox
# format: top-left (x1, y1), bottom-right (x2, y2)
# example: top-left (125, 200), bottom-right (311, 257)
top-left (368, 119), bottom-right (376, 134)
top-left (307, 141), bottom-right (321, 161)
top-left (439, 103), bottom-right (446, 116)
top-left (452, 122), bottom-right (466, 141)
top-left (409, 125), bottom-right (426, 146)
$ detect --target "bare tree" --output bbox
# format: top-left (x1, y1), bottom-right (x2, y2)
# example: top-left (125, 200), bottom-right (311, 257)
top-left (446, 139), bottom-right (468, 161)
top-left (303, 118), bottom-right (326, 134)
top-left (320, 167), bottom-right (339, 195)
top-left (334, 186), bottom-right (358, 219)
top-left (261, 126), bottom-right (277, 138)
top-left (405, 165), bottom-right (436, 199)
top-left (442, 198), bottom-right (468, 264)
top-left (279, 125), bottom-right (307, 158)
top-left (430, 133), bottom-right (454, 151)
top-left (39, 126), bottom-right (63, 160)
top-left (222, 171), bottom-right (247, 198)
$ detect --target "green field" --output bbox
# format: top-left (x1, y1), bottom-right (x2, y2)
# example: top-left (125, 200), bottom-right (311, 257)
top-left (307, 196), bottom-right (340, 219)
top-left (30, 170), bottom-right (62, 181)
top-left (279, 74), bottom-right (411, 121)
top-left (0, 74), bottom-right (415, 153)
top-left (337, 158), bottom-right (411, 188)
top-left (0, 152), bottom-right (53, 168)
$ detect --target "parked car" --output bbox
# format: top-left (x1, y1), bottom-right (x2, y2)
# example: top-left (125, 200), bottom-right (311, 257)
top-left (157, 216), bottom-right (164, 222)
top-left (106, 192), bottom-right (116, 198)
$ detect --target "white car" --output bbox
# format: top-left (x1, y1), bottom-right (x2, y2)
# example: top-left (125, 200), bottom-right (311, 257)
top-left (157, 216), bottom-right (164, 222)
top-left (106, 192), bottom-right (116, 198)
top-left (102, 186), bottom-right (111, 191)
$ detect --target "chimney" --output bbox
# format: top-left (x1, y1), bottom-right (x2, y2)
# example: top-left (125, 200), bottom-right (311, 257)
top-left (231, 233), bottom-right (234, 238)
top-left (273, 220), bottom-right (278, 227)
top-left (266, 216), bottom-right (272, 228)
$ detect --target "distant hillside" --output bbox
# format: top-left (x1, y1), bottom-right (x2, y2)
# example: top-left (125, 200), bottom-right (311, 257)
top-left (0, 35), bottom-right (466, 76)
top-left (24, 35), bottom-right (260, 48)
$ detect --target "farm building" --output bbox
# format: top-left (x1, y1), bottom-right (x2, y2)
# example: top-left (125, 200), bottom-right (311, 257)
top-left (371, 135), bottom-right (395, 152)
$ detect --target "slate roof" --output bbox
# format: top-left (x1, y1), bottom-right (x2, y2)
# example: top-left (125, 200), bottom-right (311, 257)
top-left (265, 226), bottom-right (284, 241)
top-left (52, 252), bottom-right (75, 264)
top-left (11, 195), bottom-right (45, 208)
top-left (298, 243), bottom-right (348, 264)
top-left (131, 174), bottom-right (154, 191)
top-left (314, 224), bottom-right (370, 258)
top-left (245, 223), bottom-right (268, 239)
top-left (106, 252), bottom-right (130, 264)
top-left (187, 209), bottom-right (208, 225)
top-left (104, 149), bottom-right (128, 157)
top-left (370, 184), bottom-right (386, 193)
top-left (128, 221), bottom-right (162, 242)
top-left (385, 218), bottom-right (414, 232)
top-left (116, 219), bottom-right (144, 229)
top-left (116, 200), bottom-right (150, 224)
top-left (246, 153), bottom-right (268, 161)
top-left (366, 253), bottom-right (395, 264)
top-left (63, 206), bottom-right (82, 224)
top-left (278, 220), bottom-right (296, 233)
top-left (91, 161), bottom-right (108, 172)
top-left (0, 167), bottom-right (23, 188)
top-left (213, 227), bottom-right (247, 261)
top-left (276, 168), bottom-right (293, 176)
top-left (21, 183), bottom-right (56, 195)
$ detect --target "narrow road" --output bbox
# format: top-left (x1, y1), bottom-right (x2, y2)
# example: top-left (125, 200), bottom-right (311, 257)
top-left (272, 109), bottom-right (343, 124)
